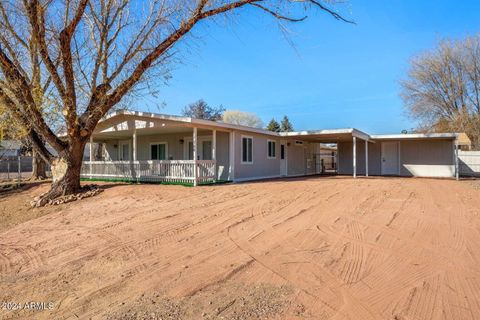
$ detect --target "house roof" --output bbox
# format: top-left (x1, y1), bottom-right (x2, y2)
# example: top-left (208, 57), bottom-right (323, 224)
top-left (97, 110), bottom-right (460, 142)
top-left (100, 110), bottom-right (280, 136)
top-left (0, 140), bottom-right (22, 150)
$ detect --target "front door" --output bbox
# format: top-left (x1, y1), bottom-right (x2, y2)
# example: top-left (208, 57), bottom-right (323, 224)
top-left (381, 142), bottom-right (399, 175)
top-left (120, 141), bottom-right (130, 160)
top-left (280, 141), bottom-right (287, 176)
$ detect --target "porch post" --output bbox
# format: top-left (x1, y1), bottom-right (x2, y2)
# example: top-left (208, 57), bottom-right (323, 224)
top-left (89, 135), bottom-right (93, 178)
top-left (353, 136), bottom-right (357, 178)
top-left (365, 140), bottom-right (369, 177)
top-left (193, 127), bottom-right (198, 186)
top-left (133, 128), bottom-right (137, 161)
top-left (229, 131), bottom-right (235, 181)
top-left (212, 129), bottom-right (217, 181)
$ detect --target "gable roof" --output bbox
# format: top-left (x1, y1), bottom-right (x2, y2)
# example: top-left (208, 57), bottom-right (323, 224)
top-left (100, 110), bottom-right (280, 136)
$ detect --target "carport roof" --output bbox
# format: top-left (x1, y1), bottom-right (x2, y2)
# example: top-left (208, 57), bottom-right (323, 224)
top-left (279, 128), bottom-right (370, 142)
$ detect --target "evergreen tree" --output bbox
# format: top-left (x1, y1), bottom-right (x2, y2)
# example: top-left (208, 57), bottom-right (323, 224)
top-left (266, 118), bottom-right (281, 132)
top-left (280, 116), bottom-right (294, 132)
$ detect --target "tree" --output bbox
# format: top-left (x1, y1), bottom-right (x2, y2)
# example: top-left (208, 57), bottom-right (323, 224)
top-left (401, 35), bottom-right (480, 149)
top-left (181, 99), bottom-right (225, 120)
top-left (222, 110), bottom-right (263, 128)
top-left (266, 118), bottom-right (281, 132)
top-left (0, 0), bottom-right (352, 206)
top-left (280, 115), bottom-right (294, 132)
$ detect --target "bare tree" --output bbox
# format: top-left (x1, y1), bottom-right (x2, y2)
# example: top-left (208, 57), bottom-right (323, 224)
top-left (182, 99), bottom-right (225, 120)
top-left (0, 0), bottom-right (352, 206)
top-left (401, 35), bottom-right (480, 149)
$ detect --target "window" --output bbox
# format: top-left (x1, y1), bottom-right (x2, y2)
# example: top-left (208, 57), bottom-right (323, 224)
top-left (267, 140), bottom-right (276, 159)
top-left (241, 136), bottom-right (253, 163)
top-left (151, 143), bottom-right (167, 160)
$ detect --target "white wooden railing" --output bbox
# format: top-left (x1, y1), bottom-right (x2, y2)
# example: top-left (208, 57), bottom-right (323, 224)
top-left (81, 160), bottom-right (216, 185)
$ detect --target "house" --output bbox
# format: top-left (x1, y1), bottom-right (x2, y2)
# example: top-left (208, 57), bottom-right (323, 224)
top-left (82, 110), bottom-right (461, 185)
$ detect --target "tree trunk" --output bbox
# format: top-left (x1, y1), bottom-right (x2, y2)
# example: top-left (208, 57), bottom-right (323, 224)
top-left (30, 149), bottom-right (47, 180)
top-left (33, 141), bottom-right (86, 207)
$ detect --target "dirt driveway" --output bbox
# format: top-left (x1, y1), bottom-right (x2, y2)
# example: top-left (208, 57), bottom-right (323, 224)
top-left (1, 177), bottom-right (480, 319)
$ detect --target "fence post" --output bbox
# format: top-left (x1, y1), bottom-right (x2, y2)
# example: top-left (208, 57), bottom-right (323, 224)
top-left (7, 161), bottom-right (10, 180)
top-left (17, 155), bottom-right (21, 183)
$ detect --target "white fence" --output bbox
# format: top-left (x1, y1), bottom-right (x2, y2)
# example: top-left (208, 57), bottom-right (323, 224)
top-left (81, 160), bottom-right (216, 185)
top-left (459, 151), bottom-right (480, 177)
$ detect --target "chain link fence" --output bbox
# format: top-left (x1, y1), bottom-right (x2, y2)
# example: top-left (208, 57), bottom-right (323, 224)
top-left (0, 156), bottom-right (51, 182)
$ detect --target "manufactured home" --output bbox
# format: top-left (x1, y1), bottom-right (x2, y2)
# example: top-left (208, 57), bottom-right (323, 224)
top-left (81, 110), bottom-right (462, 185)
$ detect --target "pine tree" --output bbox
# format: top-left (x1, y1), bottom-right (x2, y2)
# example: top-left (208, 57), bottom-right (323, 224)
top-left (266, 118), bottom-right (281, 132)
top-left (280, 116), bottom-right (294, 132)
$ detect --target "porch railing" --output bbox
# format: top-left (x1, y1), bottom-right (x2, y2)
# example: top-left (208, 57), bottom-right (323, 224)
top-left (80, 160), bottom-right (216, 185)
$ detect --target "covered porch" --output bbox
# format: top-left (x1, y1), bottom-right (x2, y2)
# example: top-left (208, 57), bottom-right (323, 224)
top-left (81, 113), bottom-right (229, 186)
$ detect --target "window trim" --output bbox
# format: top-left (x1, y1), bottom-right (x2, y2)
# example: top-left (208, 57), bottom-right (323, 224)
top-left (267, 139), bottom-right (276, 159)
top-left (149, 142), bottom-right (168, 160)
top-left (241, 135), bottom-right (253, 164)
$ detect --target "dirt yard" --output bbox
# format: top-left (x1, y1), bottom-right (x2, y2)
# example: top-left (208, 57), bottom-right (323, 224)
top-left (1, 177), bottom-right (480, 319)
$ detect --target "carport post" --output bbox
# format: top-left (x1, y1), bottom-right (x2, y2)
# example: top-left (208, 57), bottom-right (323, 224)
top-left (353, 136), bottom-right (357, 178)
top-left (193, 127), bottom-right (198, 186)
top-left (455, 141), bottom-right (459, 180)
top-left (365, 140), bottom-right (369, 177)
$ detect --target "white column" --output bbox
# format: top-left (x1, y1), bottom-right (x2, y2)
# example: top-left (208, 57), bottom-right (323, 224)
top-left (132, 128), bottom-right (137, 161)
top-left (89, 136), bottom-right (94, 161)
top-left (353, 136), bottom-right (357, 178)
top-left (455, 141), bottom-right (459, 180)
top-left (193, 127), bottom-right (198, 186)
top-left (212, 130), bottom-right (217, 181)
top-left (228, 131), bottom-right (235, 181)
top-left (365, 140), bottom-right (369, 177)
top-left (89, 136), bottom-right (93, 178)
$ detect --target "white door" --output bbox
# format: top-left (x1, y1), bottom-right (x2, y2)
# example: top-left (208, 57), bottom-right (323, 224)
top-left (120, 141), bottom-right (130, 160)
top-left (381, 142), bottom-right (399, 175)
top-left (184, 137), bottom-right (212, 160)
top-left (280, 141), bottom-right (287, 176)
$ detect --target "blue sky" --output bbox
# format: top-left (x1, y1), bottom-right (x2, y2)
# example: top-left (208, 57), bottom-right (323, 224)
top-left (141, 0), bottom-right (480, 134)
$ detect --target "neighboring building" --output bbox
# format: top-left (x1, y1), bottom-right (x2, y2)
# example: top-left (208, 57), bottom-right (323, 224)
top-left (0, 140), bottom-right (22, 157)
top-left (82, 110), bottom-right (462, 185)
top-left (457, 132), bottom-right (472, 151)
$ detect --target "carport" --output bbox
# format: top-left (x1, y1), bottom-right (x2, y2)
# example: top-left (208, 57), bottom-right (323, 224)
top-left (281, 130), bottom-right (461, 179)
top-left (280, 128), bottom-right (373, 178)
